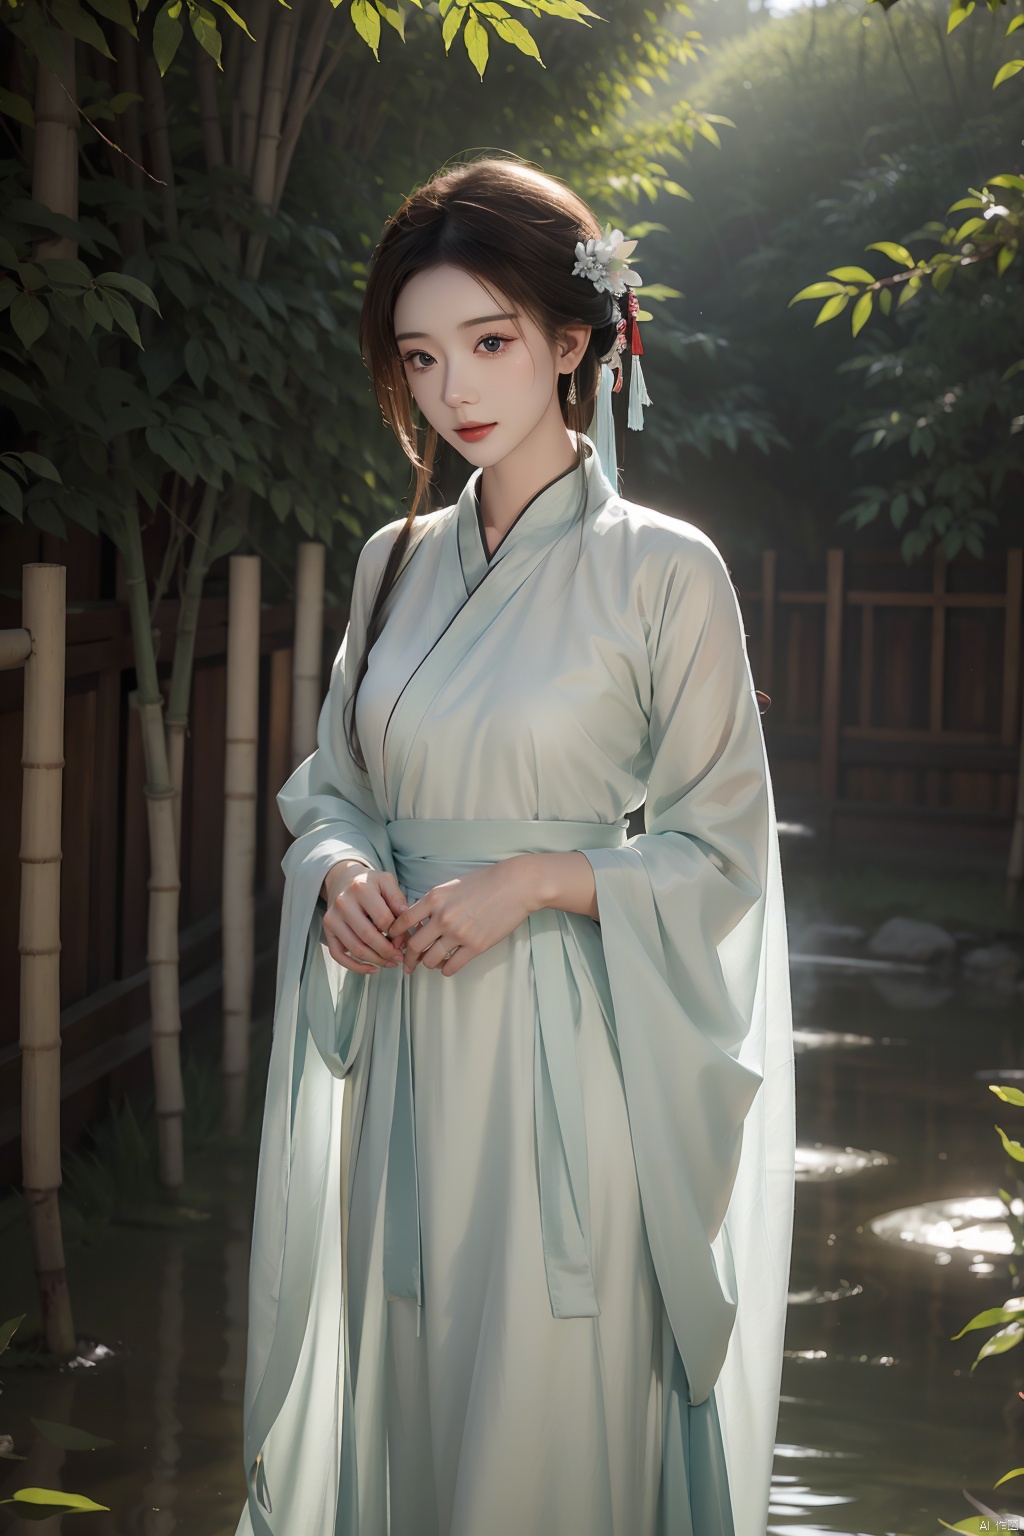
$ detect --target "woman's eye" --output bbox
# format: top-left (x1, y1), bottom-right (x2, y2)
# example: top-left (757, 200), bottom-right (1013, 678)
top-left (479, 335), bottom-right (510, 355)
top-left (402, 336), bottom-right (512, 372)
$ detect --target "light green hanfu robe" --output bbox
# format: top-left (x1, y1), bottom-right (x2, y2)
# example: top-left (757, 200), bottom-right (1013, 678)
top-left (233, 432), bottom-right (796, 1536)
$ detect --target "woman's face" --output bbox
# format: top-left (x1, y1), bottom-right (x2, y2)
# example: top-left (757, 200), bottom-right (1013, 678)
top-left (392, 262), bottom-right (589, 465)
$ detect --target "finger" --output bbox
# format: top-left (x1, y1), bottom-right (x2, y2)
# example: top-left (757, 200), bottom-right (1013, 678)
top-left (419, 934), bottom-right (455, 971)
top-left (326, 915), bottom-right (393, 970)
top-left (378, 873), bottom-right (410, 919)
top-left (346, 906), bottom-right (404, 966)
top-left (355, 888), bottom-right (407, 959)
top-left (389, 895), bottom-right (428, 940)
top-left (440, 948), bottom-right (469, 977)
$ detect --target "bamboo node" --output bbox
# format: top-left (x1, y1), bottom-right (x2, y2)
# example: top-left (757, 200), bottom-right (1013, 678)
top-left (18, 945), bottom-right (61, 957)
top-left (142, 785), bottom-right (176, 801)
top-left (20, 759), bottom-right (65, 770)
top-left (19, 853), bottom-right (64, 864)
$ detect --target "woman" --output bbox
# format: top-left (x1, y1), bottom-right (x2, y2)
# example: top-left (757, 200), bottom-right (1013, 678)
top-left (234, 155), bottom-right (796, 1536)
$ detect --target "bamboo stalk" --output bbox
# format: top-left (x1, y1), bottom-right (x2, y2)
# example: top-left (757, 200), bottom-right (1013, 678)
top-left (114, 37), bottom-right (146, 258)
top-left (120, 510), bottom-right (186, 1194)
top-left (222, 555), bottom-right (261, 1135)
top-left (166, 484), bottom-right (219, 863)
top-left (140, 51), bottom-right (178, 242)
top-left (20, 564), bottom-right (76, 1359)
top-left (291, 541), bottom-right (325, 769)
top-left (244, 0), bottom-right (301, 280)
top-left (32, 34), bottom-right (77, 262)
top-left (234, 0), bottom-right (271, 178)
top-left (270, 1), bottom-right (337, 213)
top-left (1009, 666), bottom-right (1024, 904)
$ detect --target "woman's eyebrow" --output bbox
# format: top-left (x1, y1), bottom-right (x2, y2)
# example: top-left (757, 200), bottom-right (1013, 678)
top-left (395, 311), bottom-right (519, 342)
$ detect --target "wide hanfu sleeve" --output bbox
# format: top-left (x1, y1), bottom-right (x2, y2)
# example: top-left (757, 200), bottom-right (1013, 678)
top-left (237, 526), bottom-right (400, 1536)
top-left (580, 525), bottom-right (796, 1536)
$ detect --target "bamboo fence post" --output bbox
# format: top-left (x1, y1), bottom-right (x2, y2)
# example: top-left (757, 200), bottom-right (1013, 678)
top-left (291, 541), bottom-right (325, 769)
top-left (19, 565), bottom-right (76, 1358)
top-left (222, 554), bottom-right (261, 1134)
top-left (820, 549), bottom-right (845, 849)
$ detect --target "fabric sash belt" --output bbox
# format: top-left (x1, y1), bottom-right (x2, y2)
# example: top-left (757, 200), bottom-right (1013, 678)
top-left (379, 816), bottom-right (628, 1324)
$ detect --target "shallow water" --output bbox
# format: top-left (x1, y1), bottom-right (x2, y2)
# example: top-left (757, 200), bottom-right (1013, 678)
top-left (1, 958), bottom-right (1023, 1534)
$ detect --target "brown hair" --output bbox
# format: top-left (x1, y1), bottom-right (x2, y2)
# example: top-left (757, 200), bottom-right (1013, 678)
top-left (345, 152), bottom-right (623, 772)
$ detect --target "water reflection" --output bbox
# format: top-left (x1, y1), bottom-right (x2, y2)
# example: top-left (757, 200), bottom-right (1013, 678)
top-left (0, 932), bottom-right (1022, 1536)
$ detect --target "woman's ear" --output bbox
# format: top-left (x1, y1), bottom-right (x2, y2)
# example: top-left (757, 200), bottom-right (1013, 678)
top-left (558, 322), bottom-right (592, 371)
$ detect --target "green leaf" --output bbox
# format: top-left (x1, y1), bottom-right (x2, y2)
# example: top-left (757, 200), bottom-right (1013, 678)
top-left (464, 11), bottom-right (489, 76)
top-left (29, 1419), bottom-right (114, 1451)
top-left (441, 2), bottom-right (464, 51)
top-left (104, 288), bottom-right (143, 346)
top-left (826, 266), bottom-right (876, 284)
top-left (814, 293), bottom-right (850, 326)
top-left (374, 0), bottom-right (406, 39)
top-left (994, 58), bottom-right (1024, 86)
top-left (878, 287), bottom-right (893, 315)
top-left (953, 216), bottom-right (987, 242)
top-left (789, 280), bottom-right (849, 305)
top-left (188, 3), bottom-right (223, 67)
top-left (96, 271), bottom-right (161, 312)
top-left (931, 263), bottom-right (955, 293)
top-left (865, 240), bottom-right (915, 268)
top-left (994, 1465), bottom-right (1024, 1486)
top-left (1001, 357), bottom-right (1024, 382)
top-left (973, 1320), bottom-right (1024, 1364)
top-left (987, 173), bottom-right (1024, 192)
top-left (0, 1315), bottom-right (25, 1355)
top-left (1008, 11), bottom-right (1024, 29)
top-left (84, 0), bottom-right (138, 34)
top-left (0, 367), bottom-right (40, 405)
top-left (207, 0), bottom-right (254, 32)
top-left (996, 1124), bottom-right (1024, 1162)
top-left (153, 0), bottom-right (185, 74)
top-left (947, 195), bottom-right (983, 212)
top-left (0, 87), bottom-right (35, 128)
top-left (851, 291), bottom-right (873, 336)
top-left (17, 452), bottom-right (62, 484)
top-left (998, 244), bottom-right (1016, 275)
top-left (10, 292), bottom-right (49, 349)
top-left (0, 1488), bottom-right (110, 1514)
top-left (50, 0), bottom-right (116, 56)
top-left (484, 11), bottom-right (541, 61)
top-left (351, 0), bottom-right (381, 57)
top-left (0, 469), bottom-right (24, 519)
top-left (947, 0), bottom-right (974, 30)
top-left (183, 336), bottom-right (208, 390)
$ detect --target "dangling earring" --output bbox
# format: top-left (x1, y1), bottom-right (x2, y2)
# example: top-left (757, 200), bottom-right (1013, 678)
top-left (567, 367), bottom-right (577, 406)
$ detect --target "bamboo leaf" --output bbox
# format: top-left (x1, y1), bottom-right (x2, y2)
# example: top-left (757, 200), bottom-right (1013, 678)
top-left (947, 0), bottom-right (974, 31)
top-left (10, 293), bottom-right (49, 349)
top-left (464, 11), bottom-right (489, 75)
top-left (994, 1466), bottom-right (1024, 1486)
top-left (994, 58), bottom-right (1024, 86)
top-left (50, 0), bottom-right (116, 56)
top-left (351, 0), bottom-right (382, 57)
top-left (987, 173), bottom-right (1024, 191)
top-left (0, 87), bottom-right (35, 128)
top-left (851, 291), bottom-right (873, 335)
top-left (865, 240), bottom-right (915, 268)
top-left (153, 0), bottom-right (184, 74)
top-left (441, 1), bottom-right (464, 50)
top-left (998, 245), bottom-right (1016, 274)
top-left (953, 216), bottom-right (988, 242)
top-left (1007, 11), bottom-right (1024, 28)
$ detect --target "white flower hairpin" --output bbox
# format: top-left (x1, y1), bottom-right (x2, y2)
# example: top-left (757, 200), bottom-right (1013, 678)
top-left (572, 223), bottom-right (643, 297)
top-left (569, 220), bottom-right (653, 459)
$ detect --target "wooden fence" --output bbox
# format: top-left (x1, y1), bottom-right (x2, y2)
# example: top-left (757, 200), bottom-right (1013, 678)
top-left (736, 546), bottom-right (1023, 848)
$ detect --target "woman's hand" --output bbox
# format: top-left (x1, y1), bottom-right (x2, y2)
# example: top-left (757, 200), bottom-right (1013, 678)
top-left (386, 856), bottom-right (537, 977)
top-left (321, 858), bottom-right (410, 975)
